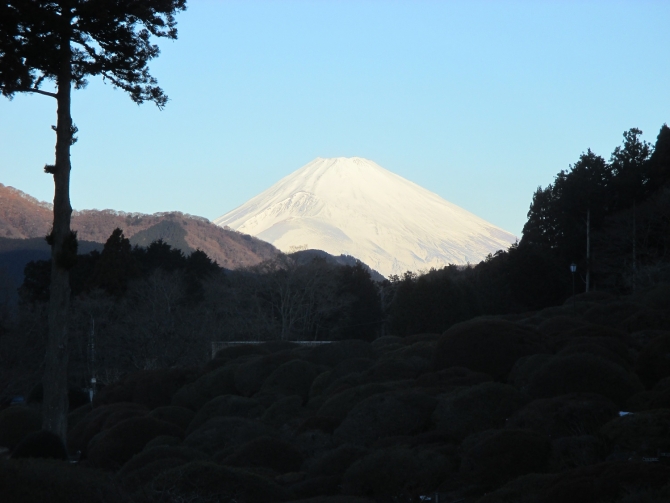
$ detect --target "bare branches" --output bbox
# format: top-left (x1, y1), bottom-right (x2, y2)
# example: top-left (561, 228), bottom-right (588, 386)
top-left (0, 85), bottom-right (56, 98)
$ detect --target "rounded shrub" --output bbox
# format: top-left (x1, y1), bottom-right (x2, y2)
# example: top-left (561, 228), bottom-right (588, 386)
top-left (149, 405), bottom-right (194, 431)
top-left (508, 354), bottom-right (553, 391)
top-left (309, 371), bottom-right (333, 399)
top-left (460, 429), bottom-right (551, 491)
top-left (86, 415), bottom-right (183, 470)
top-left (550, 334), bottom-right (633, 365)
top-left (144, 435), bottom-right (181, 449)
top-left (183, 417), bottom-right (274, 456)
top-left (261, 359), bottom-right (321, 403)
top-left (402, 333), bottom-right (440, 345)
top-left (634, 282), bottom-right (670, 310)
top-left (547, 435), bottom-right (608, 473)
top-left (506, 393), bottom-right (618, 439)
top-left (622, 308), bottom-right (670, 333)
top-left (10, 430), bottom-right (67, 460)
top-left (432, 382), bottom-right (527, 440)
top-left (361, 358), bottom-right (423, 384)
top-left (284, 497), bottom-right (373, 503)
top-left (307, 444), bottom-right (369, 478)
top-left (234, 352), bottom-right (297, 397)
top-left (320, 373), bottom-right (366, 400)
top-left (557, 343), bottom-right (631, 370)
top-left (171, 364), bottom-right (240, 411)
top-left (583, 302), bottom-right (645, 328)
top-left (341, 446), bottom-right (447, 500)
top-left (536, 461), bottom-right (670, 503)
top-left (636, 334), bottom-right (670, 387)
top-left (432, 319), bottom-right (548, 380)
top-left (370, 336), bottom-right (403, 350)
top-left (334, 390), bottom-right (437, 446)
top-left (0, 405), bottom-right (42, 450)
top-left (415, 366), bottom-right (493, 391)
top-left (537, 316), bottom-right (589, 337)
top-left (288, 475), bottom-right (343, 500)
top-left (118, 444), bottom-right (205, 477)
top-left (186, 395), bottom-right (265, 434)
top-left (297, 415), bottom-right (340, 435)
top-left (317, 383), bottom-right (394, 424)
top-left (309, 359), bottom-right (374, 400)
top-left (475, 473), bottom-right (558, 503)
top-left (149, 460), bottom-right (291, 503)
top-left (0, 458), bottom-right (122, 503)
top-left (527, 354), bottom-right (644, 408)
top-left (306, 340), bottom-right (377, 367)
top-left (214, 343), bottom-right (270, 360)
top-left (116, 444), bottom-right (206, 492)
top-left (600, 408), bottom-right (670, 456)
top-left (379, 342), bottom-right (433, 370)
top-left (67, 402), bottom-right (148, 455)
top-left (261, 395), bottom-right (303, 428)
top-left (554, 324), bottom-right (630, 344)
top-left (93, 368), bottom-right (198, 409)
top-left (221, 436), bottom-right (304, 473)
top-left (67, 403), bottom-right (92, 432)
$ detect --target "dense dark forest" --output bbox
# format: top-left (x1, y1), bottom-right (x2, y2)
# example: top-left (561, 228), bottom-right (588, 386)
top-left (389, 125), bottom-right (670, 334)
top-left (2, 125), bottom-right (669, 395)
top-left (2, 125), bottom-right (670, 503)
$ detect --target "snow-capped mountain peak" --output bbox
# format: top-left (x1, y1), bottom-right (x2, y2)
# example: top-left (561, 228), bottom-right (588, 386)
top-left (214, 157), bottom-right (516, 277)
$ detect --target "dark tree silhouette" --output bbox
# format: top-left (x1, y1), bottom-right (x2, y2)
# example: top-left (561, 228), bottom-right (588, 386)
top-left (609, 128), bottom-right (652, 210)
top-left (91, 228), bottom-right (138, 297)
top-left (335, 262), bottom-right (383, 340)
top-left (647, 124), bottom-right (670, 192)
top-left (0, 0), bottom-right (186, 441)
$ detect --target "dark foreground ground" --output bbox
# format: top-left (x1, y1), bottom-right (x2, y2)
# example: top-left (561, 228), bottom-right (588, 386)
top-left (2, 283), bottom-right (670, 503)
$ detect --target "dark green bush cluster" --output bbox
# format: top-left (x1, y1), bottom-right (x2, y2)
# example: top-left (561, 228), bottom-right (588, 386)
top-left (4, 284), bottom-right (670, 502)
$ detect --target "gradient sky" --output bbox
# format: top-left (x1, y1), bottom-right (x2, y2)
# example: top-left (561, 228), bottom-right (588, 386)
top-left (1, 0), bottom-right (669, 237)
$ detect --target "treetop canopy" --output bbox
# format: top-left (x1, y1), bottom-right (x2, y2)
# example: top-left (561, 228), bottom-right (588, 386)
top-left (0, 0), bottom-right (187, 107)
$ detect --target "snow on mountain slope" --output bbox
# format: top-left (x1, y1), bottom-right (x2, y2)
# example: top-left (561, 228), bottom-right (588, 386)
top-left (214, 157), bottom-right (517, 277)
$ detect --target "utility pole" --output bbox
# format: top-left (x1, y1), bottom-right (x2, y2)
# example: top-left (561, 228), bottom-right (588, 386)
top-left (586, 207), bottom-right (591, 293)
top-left (633, 201), bottom-right (637, 293)
top-left (88, 315), bottom-right (96, 402)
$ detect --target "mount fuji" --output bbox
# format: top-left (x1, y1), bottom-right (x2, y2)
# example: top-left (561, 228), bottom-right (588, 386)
top-left (214, 157), bottom-right (517, 277)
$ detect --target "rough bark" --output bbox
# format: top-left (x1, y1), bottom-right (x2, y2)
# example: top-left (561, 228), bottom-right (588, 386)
top-left (42, 19), bottom-right (73, 442)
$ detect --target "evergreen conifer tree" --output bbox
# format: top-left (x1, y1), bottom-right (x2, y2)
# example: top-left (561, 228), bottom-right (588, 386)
top-left (0, 0), bottom-right (187, 441)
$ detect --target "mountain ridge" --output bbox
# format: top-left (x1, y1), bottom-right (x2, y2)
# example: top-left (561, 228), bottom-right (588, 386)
top-left (0, 183), bottom-right (279, 270)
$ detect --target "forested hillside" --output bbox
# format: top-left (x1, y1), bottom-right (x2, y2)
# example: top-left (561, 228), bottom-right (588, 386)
top-left (386, 125), bottom-right (670, 335)
top-left (0, 183), bottom-right (279, 270)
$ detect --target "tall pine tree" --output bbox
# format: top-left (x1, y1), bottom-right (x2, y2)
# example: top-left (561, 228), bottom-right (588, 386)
top-left (0, 0), bottom-right (186, 441)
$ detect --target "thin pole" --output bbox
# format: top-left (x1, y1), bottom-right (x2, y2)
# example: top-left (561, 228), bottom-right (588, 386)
top-left (633, 201), bottom-right (637, 293)
top-left (572, 272), bottom-right (576, 314)
top-left (586, 207), bottom-right (590, 293)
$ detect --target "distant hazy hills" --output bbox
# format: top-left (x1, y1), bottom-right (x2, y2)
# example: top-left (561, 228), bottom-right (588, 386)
top-left (0, 183), bottom-right (279, 279)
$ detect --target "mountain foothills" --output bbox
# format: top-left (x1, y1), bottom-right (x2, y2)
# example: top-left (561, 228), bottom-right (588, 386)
top-left (215, 157), bottom-right (517, 277)
top-left (0, 183), bottom-right (278, 270)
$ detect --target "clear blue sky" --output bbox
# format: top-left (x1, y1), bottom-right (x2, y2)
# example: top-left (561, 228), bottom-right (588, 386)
top-left (1, 0), bottom-right (669, 237)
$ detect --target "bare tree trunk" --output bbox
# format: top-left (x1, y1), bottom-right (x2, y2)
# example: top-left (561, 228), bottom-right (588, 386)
top-left (42, 29), bottom-right (73, 442)
top-left (586, 207), bottom-right (591, 293)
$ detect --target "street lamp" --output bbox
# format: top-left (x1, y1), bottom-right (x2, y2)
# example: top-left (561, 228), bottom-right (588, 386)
top-left (570, 263), bottom-right (577, 313)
